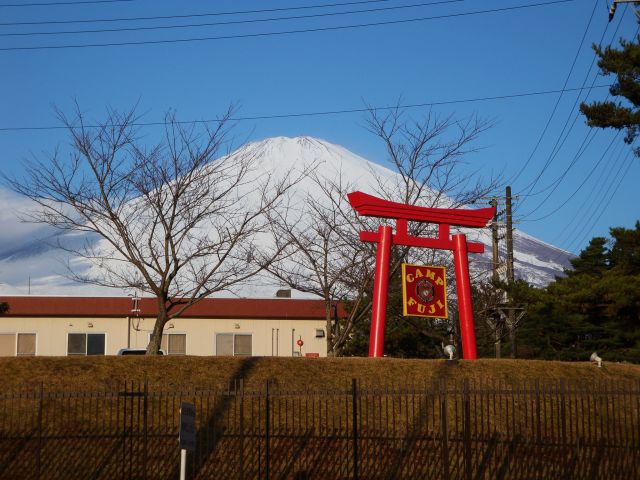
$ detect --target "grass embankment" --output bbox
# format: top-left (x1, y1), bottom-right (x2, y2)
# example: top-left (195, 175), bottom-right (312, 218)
top-left (1, 356), bottom-right (638, 391)
top-left (0, 358), bottom-right (638, 479)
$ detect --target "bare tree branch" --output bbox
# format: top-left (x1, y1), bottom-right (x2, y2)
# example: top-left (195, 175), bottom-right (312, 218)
top-left (4, 105), bottom-right (304, 354)
top-left (267, 105), bottom-right (500, 356)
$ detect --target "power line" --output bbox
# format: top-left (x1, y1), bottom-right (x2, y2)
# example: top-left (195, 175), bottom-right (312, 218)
top-left (562, 149), bottom-right (635, 255)
top-left (0, 0), bottom-right (397, 26)
top-left (0, 0), bottom-right (462, 38)
top-left (516, 26), bottom-right (609, 200)
top-left (549, 137), bottom-right (627, 249)
top-left (548, 137), bottom-right (631, 258)
top-left (0, 84), bottom-right (610, 133)
top-left (0, 0), bottom-right (138, 7)
top-left (0, 0), bottom-right (574, 52)
top-left (522, 130), bottom-right (620, 222)
top-left (516, 7), bottom-right (632, 216)
top-left (518, 4), bottom-right (625, 202)
top-left (508, 0), bottom-right (599, 187)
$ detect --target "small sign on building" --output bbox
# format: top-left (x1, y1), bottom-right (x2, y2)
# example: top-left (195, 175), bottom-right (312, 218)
top-left (401, 264), bottom-right (448, 318)
top-left (179, 402), bottom-right (196, 452)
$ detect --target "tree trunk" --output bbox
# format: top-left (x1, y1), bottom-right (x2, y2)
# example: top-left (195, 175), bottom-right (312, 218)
top-left (147, 299), bottom-right (169, 355)
top-left (326, 302), bottom-right (335, 357)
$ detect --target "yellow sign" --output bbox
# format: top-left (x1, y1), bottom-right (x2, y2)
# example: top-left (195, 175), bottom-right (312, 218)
top-left (401, 264), bottom-right (448, 318)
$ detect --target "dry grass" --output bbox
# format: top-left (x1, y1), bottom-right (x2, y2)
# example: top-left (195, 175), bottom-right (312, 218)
top-left (1, 357), bottom-right (638, 479)
top-left (1, 356), bottom-right (638, 392)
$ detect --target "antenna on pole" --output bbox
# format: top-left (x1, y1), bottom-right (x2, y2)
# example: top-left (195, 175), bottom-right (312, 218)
top-left (609, 1), bottom-right (618, 21)
top-left (608, 1), bottom-right (640, 22)
top-left (131, 292), bottom-right (140, 316)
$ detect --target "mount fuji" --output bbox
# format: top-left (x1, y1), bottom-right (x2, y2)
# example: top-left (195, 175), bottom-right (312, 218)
top-left (0, 136), bottom-right (571, 297)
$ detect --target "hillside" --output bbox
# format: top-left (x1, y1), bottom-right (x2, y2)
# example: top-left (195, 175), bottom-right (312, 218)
top-left (1, 357), bottom-right (637, 480)
top-left (1, 356), bottom-right (637, 391)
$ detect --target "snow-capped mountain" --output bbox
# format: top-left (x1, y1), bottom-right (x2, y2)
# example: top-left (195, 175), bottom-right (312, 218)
top-left (0, 136), bottom-right (571, 296)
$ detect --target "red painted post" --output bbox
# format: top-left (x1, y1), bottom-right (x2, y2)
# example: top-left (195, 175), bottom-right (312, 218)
top-left (452, 234), bottom-right (477, 360)
top-left (369, 225), bottom-right (393, 357)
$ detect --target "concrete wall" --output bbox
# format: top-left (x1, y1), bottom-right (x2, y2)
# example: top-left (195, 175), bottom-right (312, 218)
top-left (0, 316), bottom-right (327, 357)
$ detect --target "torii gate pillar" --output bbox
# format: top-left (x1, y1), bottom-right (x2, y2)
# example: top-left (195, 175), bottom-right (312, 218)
top-left (452, 233), bottom-right (477, 360)
top-left (348, 192), bottom-right (494, 360)
top-left (369, 225), bottom-right (393, 358)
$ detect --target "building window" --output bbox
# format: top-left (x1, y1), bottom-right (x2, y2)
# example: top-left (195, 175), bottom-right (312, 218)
top-left (160, 333), bottom-right (186, 355)
top-left (68, 333), bottom-right (105, 356)
top-left (17, 333), bottom-right (36, 356)
top-left (216, 333), bottom-right (252, 356)
top-left (0, 333), bottom-right (36, 356)
top-left (0, 334), bottom-right (15, 356)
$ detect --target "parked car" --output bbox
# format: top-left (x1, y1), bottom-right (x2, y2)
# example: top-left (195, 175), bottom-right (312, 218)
top-left (116, 348), bottom-right (165, 355)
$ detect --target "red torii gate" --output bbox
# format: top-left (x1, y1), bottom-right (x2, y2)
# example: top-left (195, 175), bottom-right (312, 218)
top-left (348, 191), bottom-right (495, 360)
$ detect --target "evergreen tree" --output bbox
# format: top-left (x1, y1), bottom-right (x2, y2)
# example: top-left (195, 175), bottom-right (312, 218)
top-left (608, 221), bottom-right (640, 273)
top-left (515, 223), bottom-right (640, 362)
top-left (580, 36), bottom-right (640, 156)
top-left (566, 236), bottom-right (608, 276)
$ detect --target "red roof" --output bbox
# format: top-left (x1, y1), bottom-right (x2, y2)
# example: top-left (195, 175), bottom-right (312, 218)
top-left (0, 296), bottom-right (341, 320)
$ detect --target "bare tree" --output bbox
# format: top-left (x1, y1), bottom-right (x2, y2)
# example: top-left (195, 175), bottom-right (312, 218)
top-left (365, 105), bottom-right (496, 208)
top-left (5, 105), bottom-right (301, 354)
top-left (265, 171), bottom-right (377, 355)
top-left (267, 106), bottom-right (499, 356)
top-left (364, 107), bottom-right (499, 353)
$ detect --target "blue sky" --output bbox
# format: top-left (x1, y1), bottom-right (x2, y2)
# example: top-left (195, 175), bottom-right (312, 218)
top-left (1, 0), bottom-right (638, 255)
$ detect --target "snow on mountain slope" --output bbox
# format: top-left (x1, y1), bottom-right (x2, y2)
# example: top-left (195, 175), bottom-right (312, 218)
top-left (0, 136), bottom-right (571, 296)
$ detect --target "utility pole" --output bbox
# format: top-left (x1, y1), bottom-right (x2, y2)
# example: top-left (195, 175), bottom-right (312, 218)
top-left (491, 198), bottom-right (499, 285)
top-left (505, 186), bottom-right (517, 358)
top-left (489, 197), bottom-right (502, 359)
top-left (505, 186), bottom-right (514, 286)
top-left (483, 187), bottom-right (524, 359)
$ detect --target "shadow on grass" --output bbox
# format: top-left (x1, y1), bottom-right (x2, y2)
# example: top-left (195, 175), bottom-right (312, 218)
top-left (170, 356), bottom-right (260, 480)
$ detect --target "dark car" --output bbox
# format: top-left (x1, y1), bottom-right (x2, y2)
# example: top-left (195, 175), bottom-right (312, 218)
top-left (116, 348), bottom-right (165, 355)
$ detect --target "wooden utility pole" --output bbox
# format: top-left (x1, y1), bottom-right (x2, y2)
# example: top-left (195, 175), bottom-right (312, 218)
top-left (489, 197), bottom-right (502, 358)
top-left (505, 186), bottom-right (517, 358)
top-left (491, 198), bottom-right (499, 285)
top-left (484, 188), bottom-right (525, 359)
top-left (505, 186), bottom-right (514, 285)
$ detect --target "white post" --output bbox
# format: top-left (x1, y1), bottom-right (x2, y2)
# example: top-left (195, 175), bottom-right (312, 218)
top-left (180, 449), bottom-right (187, 480)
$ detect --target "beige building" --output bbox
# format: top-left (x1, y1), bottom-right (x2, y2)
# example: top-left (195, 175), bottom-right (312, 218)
top-left (0, 296), bottom-right (333, 357)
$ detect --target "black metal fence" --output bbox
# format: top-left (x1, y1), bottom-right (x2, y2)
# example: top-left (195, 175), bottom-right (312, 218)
top-left (0, 378), bottom-right (639, 479)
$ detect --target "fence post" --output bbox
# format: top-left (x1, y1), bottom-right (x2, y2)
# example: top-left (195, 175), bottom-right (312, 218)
top-left (560, 379), bottom-right (567, 445)
top-left (352, 378), bottom-right (359, 480)
top-left (37, 382), bottom-right (43, 480)
top-left (143, 379), bottom-right (148, 480)
top-left (265, 380), bottom-right (270, 480)
top-left (121, 381), bottom-right (127, 480)
top-left (440, 378), bottom-right (450, 480)
top-left (240, 379), bottom-right (245, 480)
top-left (463, 378), bottom-right (472, 480)
top-left (535, 380), bottom-right (541, 443)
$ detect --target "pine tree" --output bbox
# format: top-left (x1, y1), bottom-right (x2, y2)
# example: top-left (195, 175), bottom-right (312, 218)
top-left (566, 237), bottom-right (609, 277)
top-left (580, 36), bottom-right (640, 155)
top-left (608, 221), bottom-right (640, 273)
top-left (515, 224), bottom-right (640, 362)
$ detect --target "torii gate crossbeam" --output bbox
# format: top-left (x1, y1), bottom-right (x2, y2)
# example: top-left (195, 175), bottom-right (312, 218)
top-left (348, 192), bottom-right (495, 360)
